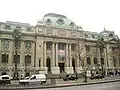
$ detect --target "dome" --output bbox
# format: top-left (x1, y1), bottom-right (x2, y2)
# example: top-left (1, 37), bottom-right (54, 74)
top-left (41, 13), bottom-right (78, 30)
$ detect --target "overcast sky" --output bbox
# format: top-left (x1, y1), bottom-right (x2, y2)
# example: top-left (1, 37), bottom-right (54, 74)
top-left (0, 0), bottom-right (120, 36)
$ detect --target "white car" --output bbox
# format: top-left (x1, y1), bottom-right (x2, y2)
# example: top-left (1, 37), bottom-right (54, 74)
top-left (19, 74), bottom-right (46, 85)
top-left (0, 75), bottom-right (11, 85)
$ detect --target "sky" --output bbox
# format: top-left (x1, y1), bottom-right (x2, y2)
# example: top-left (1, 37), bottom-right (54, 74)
top-left (0, 0), bottom-right (120, 36)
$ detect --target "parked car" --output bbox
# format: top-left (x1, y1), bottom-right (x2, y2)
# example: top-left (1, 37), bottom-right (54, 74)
top-left (19, 74), bottom-right (46, 85)
top-left (0, 75), bottom-right (12, 85)
top-left (63, 74), bottom-right (78, 81)
top-left (90, 74), bottom-right (104, 80)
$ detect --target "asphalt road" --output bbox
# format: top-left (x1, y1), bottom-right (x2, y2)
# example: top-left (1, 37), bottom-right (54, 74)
top-left (33, 81), bottom-right (120, 90)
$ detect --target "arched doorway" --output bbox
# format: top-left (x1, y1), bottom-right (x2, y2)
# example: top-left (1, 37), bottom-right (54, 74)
top-left (72, 59), bottom-right (75, 72)
top-left (59, 63), bottom-right (65, 73)
top-left (46, 58), bottom-right (51, 72)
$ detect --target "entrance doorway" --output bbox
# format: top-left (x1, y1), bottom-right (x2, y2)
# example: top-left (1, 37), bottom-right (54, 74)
top-left (46, 58), bottom-right (51, 72)
top-left (72, 59), bottom-right (75, 72)
top-left (59, 63), bottom-right (65, 73)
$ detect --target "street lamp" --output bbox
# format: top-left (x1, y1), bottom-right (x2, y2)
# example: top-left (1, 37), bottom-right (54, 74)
top-left (13, 29), bottom-right (21, 80)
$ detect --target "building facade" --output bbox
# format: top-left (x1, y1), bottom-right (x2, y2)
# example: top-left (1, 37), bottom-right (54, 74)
top-left (0, 13), bottom-right (120, 78)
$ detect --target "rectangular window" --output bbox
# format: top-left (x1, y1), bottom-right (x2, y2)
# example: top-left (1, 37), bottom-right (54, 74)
top-left (58, 44), bottom-right (65, 50)
top-left (87, 58), bottom-right (91, 65)
top-left (46, 43), bottom-right (51, 50)
top-left (86, 46), bottom-right (90, 51)
top-left (94, 58), bottom-right (98, 65)
top-left (71, 44), bottom-right (76, 51)
top-left (13, 55), bottom-right (20, 63)
top-left (2, 54), bottom-right (8, 63)
top-left (5, 25), bottom-right (11, 30)
top-left (25, 55), bottom-right (31, 64)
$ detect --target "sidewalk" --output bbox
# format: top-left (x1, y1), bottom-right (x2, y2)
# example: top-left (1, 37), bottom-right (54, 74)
top-left (0, 76), bottom-right (120, 90)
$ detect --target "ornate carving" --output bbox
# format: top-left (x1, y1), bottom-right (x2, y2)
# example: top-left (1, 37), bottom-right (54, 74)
top-left (25, 41), bottom-right (31, 53)
top-left (1, 40), bottom-right (10, 52)
top-left (46, 29), bottom-right (53, 35)
top-left (58, 30), bottom-right (66, 37)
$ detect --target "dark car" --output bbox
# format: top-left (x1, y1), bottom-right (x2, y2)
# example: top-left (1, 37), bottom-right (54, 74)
top-left (63, 74), bottom-right (78, 81)
top-left (90, 74), bottom-right (104, 80)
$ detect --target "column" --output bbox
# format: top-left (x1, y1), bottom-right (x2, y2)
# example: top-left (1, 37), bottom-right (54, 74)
top-left (75, 44), bottom-right (83, 73)
top-left (20, 41), bottom-right (25, 68)
top-left (8, 40), bottom-right (13, 67)
top-left (0, 40), bottom-right (1, 63)
top-left (44, 42), bottom-right (46, 67)
top-left (91, 55), bottom-right (95, 70)
top-left (40, 40), bottom-right (44, 68)
top-left (43, 42), bottom-right (48, 74)
top-left (69, 44), bottom-right (72, 67)
top-left (31, 42), bottom-right (35, 67)
top-left (20, 41), bottom-right (25, 77)
top-left (66, 44), bottom-right (69, 67)
top-left (65, 44), bottom-right (73, 74)
top-left (52, 43), bottom-right (55, 67)
top-left (51, 43), bottom-right (59, 74)
top-left (55, 43), bottom-right (58, 67)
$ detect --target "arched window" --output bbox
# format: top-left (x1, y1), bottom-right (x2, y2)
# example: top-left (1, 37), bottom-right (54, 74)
top-left (56, 19), bottom-right (64, 25)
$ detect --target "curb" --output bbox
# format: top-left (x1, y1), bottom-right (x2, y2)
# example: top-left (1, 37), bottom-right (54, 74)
top-left (1, 79), bottom-right (120, 90)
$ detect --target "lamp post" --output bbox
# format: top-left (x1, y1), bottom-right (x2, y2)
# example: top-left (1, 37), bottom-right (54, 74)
top-left (98, 38), bottom-right (108, 76)
top-left (13, 29), bottom-right (21, 80)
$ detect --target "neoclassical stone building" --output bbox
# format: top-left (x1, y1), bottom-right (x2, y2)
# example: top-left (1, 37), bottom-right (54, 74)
top-left (0, 13), bottom-right (120, 78)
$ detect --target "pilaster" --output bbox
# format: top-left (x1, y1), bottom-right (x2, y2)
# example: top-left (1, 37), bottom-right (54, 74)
top-left (31, 42), bottom-right (35, 67)
top-left (52, 43), bottom-right (55, 67)
top-left (20, 41), bottom-right (25, 68)
top-left (0, 40), bottom-right (1, 63)
top-left (8, 40), bottom-right (13, 67)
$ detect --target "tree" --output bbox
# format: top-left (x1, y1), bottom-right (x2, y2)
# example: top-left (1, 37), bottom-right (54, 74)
top-left (77, 39), bottom-right (87, 82)
top-left (12, 29), bottom-right (21, 79)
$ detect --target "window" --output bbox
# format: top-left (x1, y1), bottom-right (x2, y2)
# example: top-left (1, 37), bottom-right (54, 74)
top-left (13, 55), bottom-right (20, 63)
top-left (58, 43), bottom-right (65, 50)
top-left (56, 19), bottom-right (64, 25)
top-left (25, 55), bottom-right (31, 64)
top-left (69, 22), bottom-right (74, 28)
top-left (46, 19), bottom-right (52, 25)
top-left (46, 43), bottom-right (51, 50)
top-left (2, 40), bottom-right (10, 51)
top-left (109, 33), bottom-right (113, 37)
top-left (71, 44), bottom-right (76, 51)
top-left (87, 58), bottom-right (91, 65)
top-left (85, 35), bottom-right (88, 38)
top-left (2, 54), bottom-right (8, 63)
top-left (5, 25), bottom-right (11, 30)
top-left (93, 47), bottom-right (97, 53)
top-left (16, 26), bottom-right (21, 29)
top-left (39, 59), bottom-right (41, 67)
top-left (100, 48), bottom-right (103, 53)
top-left (27, 28), bottom-right (32, 31)
top-left (25, 41), bottom-right (31, 51)
top-left (86, 46), bottom-right (90, 51)
top-left (101, 58), bottom-right (104, 65)
top-left (94, 58), bottom-right (98, 65)
top-left (92, 35), bottom-right (95, 38)
top-left (113, 57), bottom-right (116, 67)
